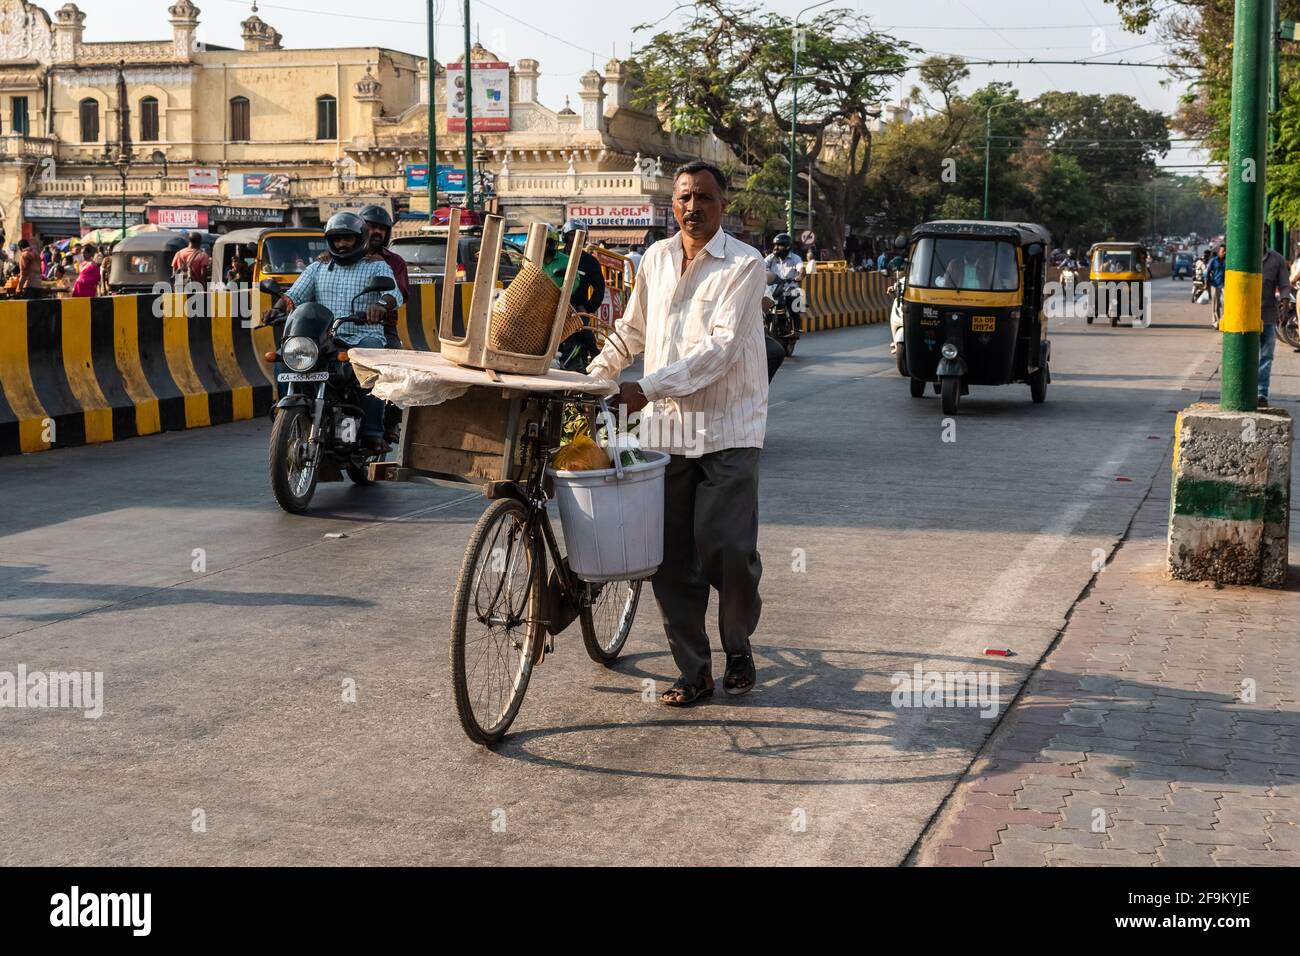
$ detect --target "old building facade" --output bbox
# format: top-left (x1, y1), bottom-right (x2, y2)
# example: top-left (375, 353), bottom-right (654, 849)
top-left (1, 0), bottom-right (755, 249)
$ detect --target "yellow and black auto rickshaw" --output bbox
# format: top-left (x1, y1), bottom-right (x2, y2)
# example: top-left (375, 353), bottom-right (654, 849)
top-left (901, 220), bottom-right (1052, 415)
top-left (1087, 241), bottom-right (1149, 327)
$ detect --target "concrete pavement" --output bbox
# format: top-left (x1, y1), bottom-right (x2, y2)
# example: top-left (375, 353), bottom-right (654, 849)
top-left (1, 278), bottom-right (1293, 865)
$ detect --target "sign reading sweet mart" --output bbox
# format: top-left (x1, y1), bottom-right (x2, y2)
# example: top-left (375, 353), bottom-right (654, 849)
top-left (445, 61), bottom-right (511, 132)
top-left (566, 203), bottom-right (655, 228)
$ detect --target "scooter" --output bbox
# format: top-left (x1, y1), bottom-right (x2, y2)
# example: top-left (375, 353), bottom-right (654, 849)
top-left (763, 277), bottom-right (803, 358)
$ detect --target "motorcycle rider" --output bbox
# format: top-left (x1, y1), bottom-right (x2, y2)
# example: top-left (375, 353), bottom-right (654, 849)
top-left (764, 233), bottom-right (805, 332)
top-left (549, 218), bottom-right (606, 370)
top-left (275, 212), bottom-right (403, 451)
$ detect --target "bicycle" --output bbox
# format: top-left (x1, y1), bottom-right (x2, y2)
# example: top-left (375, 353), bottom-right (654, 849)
top-left (449, 392), bottom-right (646, 746)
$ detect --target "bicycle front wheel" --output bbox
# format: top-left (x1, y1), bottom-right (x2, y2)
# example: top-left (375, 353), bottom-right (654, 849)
top-left (450, 497), bottom-right (544, 745)
top-left (580, 578), bottom-right (643, 665)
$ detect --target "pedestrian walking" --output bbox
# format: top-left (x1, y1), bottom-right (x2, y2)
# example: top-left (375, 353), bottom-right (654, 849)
top-left (1258, 236), bottom-right (1290, 407)
top-left (586, 159), bottom-right (766, 706)
top-left (70, 245), bottom-right (101, 298)
top-left (15, 239), bottom-right (44, 299)
top-left (171, 232), bottom-right (211, 287)
top-left (1206, 242), bottom-right (1226, 329)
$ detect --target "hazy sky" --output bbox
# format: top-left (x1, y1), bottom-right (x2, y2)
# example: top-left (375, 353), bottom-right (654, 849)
top-left (65, 0), bottom-right (1206, 169)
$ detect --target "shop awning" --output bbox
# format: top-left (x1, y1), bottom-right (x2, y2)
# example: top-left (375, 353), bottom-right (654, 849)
top-left (586, 227), bottom-right (650, 246)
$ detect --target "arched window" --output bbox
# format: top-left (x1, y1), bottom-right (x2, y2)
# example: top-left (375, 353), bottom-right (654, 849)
top-left (229, 96), bottom-right (250, 141)
top-left (79, 98), bottom-right (100, 143)
top-left (316, 95), bottom-right (337, 140)
top-left (140, 96), bottom-right (160, 142)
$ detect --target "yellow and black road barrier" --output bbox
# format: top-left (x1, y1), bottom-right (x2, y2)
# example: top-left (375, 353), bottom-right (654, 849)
top-left (0, 281), bottom-right (472, 456)
top-left (801, 270), bottom-right (892, 331)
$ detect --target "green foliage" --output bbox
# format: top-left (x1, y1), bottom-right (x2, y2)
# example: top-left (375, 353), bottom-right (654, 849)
top-left (632, 0), bottom-right (915, 252)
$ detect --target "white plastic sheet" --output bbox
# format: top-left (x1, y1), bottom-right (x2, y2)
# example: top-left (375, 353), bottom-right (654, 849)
top-left (348, 348), bottom-right (617, 408)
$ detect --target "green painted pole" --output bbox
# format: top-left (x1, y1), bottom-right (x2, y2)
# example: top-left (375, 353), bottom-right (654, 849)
top-left (463, 0), bottom-right (473, 212)
top-left (982, 107), bottom-right (991, 219)
top-left (1269, 0), bottom-right (1284, 253)
top-left (1221, 0), bottom-right (1270, 412)
top-left (434, 0), bottom-right (444, 222)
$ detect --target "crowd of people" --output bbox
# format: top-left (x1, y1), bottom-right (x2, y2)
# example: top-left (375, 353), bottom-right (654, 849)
top-left (1, 239), bottom-right (108, 299)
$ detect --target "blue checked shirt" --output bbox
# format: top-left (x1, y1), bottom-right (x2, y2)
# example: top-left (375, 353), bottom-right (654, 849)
top-left (285, 257), bottom-right (404, 346)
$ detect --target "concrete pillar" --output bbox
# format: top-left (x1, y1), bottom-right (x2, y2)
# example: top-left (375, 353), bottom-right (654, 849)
top-left (578, 70), bottom-right (605, 132)
top-left (1167, 402), bottom-right (1292, 587)
top-left (168, 0), bottom-right (201, 59)
top-left (514, 59), bottom-right (539, 103)
top-left (53, 3), bottom-right (86, 64)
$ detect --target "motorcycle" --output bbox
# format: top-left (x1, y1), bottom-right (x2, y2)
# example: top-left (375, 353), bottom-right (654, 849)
top-left (1191, 272), bottom-right (1207, 304)
top-left (1278, 289), bottom-right (1300, 351)
top-left (888, 269), bottom-right (908, 376)
top-left (763, 277), bottom-right (803, 358)
top-left (260, 275), bottom-right (397, 514)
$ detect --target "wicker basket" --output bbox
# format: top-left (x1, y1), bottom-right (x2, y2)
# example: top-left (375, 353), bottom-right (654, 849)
top-left (489, 262), bottom-right (562, 356)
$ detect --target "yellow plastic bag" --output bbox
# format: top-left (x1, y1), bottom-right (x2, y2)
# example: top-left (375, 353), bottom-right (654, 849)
top-left (552, 434), bottom-right (611, 472)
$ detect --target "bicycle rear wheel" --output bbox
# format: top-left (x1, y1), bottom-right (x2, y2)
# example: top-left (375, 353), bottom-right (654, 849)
top-left (450, 497), bottom-right (543, 745)
top-left (580, 578), bottom-right (643, 665)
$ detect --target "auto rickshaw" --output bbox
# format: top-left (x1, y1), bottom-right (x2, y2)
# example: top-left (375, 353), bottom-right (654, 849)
top-left (901, 220), bottom-right (1052, 415)
top-left (1172, 250), bottom-right (1195, 280)
top-left (1087, 241), bottom-right (1149, 327)
top-left (211, 227), bottom-right (325, 296)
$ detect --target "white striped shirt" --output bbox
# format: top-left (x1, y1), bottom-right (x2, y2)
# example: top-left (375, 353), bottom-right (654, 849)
top-left (587, 228), bottom-right (768, 456)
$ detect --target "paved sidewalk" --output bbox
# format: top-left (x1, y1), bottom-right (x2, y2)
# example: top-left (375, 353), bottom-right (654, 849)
top-left (915, 457), bottom-right (1300, 866)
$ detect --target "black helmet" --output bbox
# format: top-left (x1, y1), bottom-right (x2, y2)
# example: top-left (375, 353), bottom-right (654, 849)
top-left (560, 218), bottom-right (588, 238)
top-left (359, 203), bottom-right (393, 239)
top-left (323, 212), bottom-right (370, 265)
top-left (773, 233), bottom-right (792, 250)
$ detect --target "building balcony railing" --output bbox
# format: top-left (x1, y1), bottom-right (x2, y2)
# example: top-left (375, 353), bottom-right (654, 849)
top-left (497, 169), bottom-right (672, 200)
top-left (0, 134), bottom-right (56, 160)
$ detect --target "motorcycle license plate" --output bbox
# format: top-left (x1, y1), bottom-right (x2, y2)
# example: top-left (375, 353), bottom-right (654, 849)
top-left (971, 315), bottom-right (996, 332)
top-left (277, 372), bottom-right (329, 382)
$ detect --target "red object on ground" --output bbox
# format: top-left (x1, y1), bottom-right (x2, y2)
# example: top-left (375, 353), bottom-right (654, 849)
top-left (982, 648), bottom-right (1013, 657)
top-left (1116, 476), bottom-right (1133, 482)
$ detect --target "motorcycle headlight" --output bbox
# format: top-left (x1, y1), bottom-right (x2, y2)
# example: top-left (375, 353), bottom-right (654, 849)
top-left (941, 342), bottom-right (959, 360)
top-left (282, 336), bottom-right (320, 371)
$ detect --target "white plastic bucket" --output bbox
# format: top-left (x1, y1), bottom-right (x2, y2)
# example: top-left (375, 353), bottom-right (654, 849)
top-left (548, 450), bottom-right (669, 582)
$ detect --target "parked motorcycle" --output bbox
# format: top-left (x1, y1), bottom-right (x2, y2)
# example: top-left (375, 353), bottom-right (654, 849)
top-left (764, 277), bottom-right (802, 357)
top-left (1191, 275), bottom-right (1207, 304)
top-left (261, 275), bottom-right (396, 514)
top-left (1278, 289), bottom-right (1300, 351)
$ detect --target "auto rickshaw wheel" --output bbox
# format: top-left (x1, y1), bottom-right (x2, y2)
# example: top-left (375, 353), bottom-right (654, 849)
top-left (909, 377), bottom-right (925, 398)
top-left (1085, 315), bottom-right (1094, 325)
top-left (1110, 314), bottom-right (1119, 328)
top-left (896, 347), bottom-right (909, 378)
top-left (1030, 365), bottom-right (1048, 403)
top-left (940, 376), bottom-right (960, 415)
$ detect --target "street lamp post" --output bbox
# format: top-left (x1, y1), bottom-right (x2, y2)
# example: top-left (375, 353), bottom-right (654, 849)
top-left (1220, 0), bottom-right (1270, 412)
top-left (982, 101), bottom-right (1014, 219)
top-left (788, 0), bottom-right (834, 238)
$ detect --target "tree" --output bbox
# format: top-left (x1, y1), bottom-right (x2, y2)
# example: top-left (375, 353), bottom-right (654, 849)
top-left (632, 1), bottom-right (915, 253)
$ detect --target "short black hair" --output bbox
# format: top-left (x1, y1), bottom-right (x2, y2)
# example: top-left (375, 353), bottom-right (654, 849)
top-left (675, 160), bottom-right (727, 194)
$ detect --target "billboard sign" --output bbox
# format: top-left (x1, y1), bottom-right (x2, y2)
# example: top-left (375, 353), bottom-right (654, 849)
top-left (566, 203), bottom-right (654, 228)
top-left (229, 172), bottom-right (290, 198)
top-left (405, 163), bottom-right (430, 190)
top-left (188, 166), bottom-right (220, 195)
top-left (437, 166), bottom-right (467, 193)
top-left (445, 60), bottom-right (510, 132)
top-left (148, 207), bottom-right (209, 230)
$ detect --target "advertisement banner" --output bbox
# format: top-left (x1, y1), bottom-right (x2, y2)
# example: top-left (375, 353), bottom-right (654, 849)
top-left (445, 60), bottom-right (511, 132)
top-left (188, 167), bottom-right (220, 195)
top-left (567, 203), bottom-right (654, 228)
top-left (437, 166), bottom-right (467, 193)
top-left (405, 164), bottom-right (429, 190)
top-left (229, 172), bottom-right (290, 198)
top-left (148, 207), bottom-right (209, 230)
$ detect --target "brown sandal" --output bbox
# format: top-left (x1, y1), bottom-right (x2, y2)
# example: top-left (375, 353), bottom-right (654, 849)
top-left (659, 676), bottom-right (714, 707)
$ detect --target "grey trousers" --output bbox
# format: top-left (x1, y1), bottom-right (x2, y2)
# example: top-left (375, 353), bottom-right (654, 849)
top-left (651, 448), bottom-right (763, 686)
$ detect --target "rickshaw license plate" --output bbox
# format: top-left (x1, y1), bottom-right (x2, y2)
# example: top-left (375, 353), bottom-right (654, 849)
top-left (971, 315), bottom-right (996, 332)
top-left (277, 372), bottom-right (329, 382)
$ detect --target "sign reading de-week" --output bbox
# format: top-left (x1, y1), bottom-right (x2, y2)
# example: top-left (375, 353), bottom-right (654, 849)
top-left (567, 203), bottom-right (654, 228)
top-left (445, 61), bottom-right (511, 132)
top-left (148, 207), bottom-right (209, 230)
top-left (188, 166), bottom-right (220, 195)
